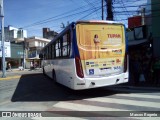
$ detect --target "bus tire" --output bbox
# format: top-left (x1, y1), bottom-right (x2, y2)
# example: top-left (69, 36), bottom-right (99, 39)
top-left (52, 70), bottom-right (57, 82)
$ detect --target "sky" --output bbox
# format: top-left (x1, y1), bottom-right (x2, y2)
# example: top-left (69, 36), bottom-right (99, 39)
top-left (4, 0), bottom-right (147, 37)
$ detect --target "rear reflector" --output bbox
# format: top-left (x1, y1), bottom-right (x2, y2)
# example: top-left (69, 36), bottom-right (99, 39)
top-left (75, 56), bottom-right (84, 78)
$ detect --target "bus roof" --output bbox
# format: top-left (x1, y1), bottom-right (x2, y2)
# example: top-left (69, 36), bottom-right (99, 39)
top-left (76, 20), bottom-right (123, 25)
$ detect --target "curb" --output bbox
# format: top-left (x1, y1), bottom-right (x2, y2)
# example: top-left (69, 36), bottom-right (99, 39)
top-left (117, 85), bottom-right (160, 91)
top-left (0, 75), bottom-right (21, 80)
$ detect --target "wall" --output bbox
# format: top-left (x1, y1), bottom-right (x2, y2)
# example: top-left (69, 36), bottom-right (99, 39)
top-left (152, 0), bottom-right (160, 57)
top-left (11, 43), bottom-right (23, 58)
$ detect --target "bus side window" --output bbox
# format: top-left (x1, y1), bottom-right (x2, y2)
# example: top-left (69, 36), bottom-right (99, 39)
top-left (45, 48), bottom-right (47, 60)
top-left (62, 34), bottom-right (68, 57)
top-left (67, 31), bottom-right (71, 56)
top-left (48, 45), bottom-right (52, 59)
top-left (62, 31), bottom-right (71, 57)
top-left (55, 39), bottom-right (61, 58)
top-left (46, 47), bottom-right (48, 59)
top-left (52, 43), bottom-right (55, 59)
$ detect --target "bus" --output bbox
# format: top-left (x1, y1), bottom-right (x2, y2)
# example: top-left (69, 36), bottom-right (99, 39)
top-left (40, 20), bottom-right (128, 90)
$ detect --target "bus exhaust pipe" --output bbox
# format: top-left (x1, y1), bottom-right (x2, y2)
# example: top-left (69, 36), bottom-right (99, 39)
top-left (91, 82), bottom-right (95, 85)
top-left (116, 79), bottom-right (120, 83)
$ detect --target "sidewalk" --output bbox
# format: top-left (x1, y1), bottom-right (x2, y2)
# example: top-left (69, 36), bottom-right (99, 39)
top-left (118, 82), bottom-right (160, 91)
top-left (0, 68), bottom-right (42, 78)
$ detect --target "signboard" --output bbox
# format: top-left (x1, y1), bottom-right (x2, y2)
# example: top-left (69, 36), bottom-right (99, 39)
top-left (0, 41), bottom-right (11, 57)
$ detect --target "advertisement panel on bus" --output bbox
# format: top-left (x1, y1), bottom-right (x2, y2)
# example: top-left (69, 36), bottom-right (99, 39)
top-left (76, 23), bottom-right (125, 76)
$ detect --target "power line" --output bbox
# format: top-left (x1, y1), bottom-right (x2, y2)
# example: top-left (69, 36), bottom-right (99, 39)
top-left (22, 1), bottom-right (100, 29)
top-left (19, 0), bottom-right (160, 35)
top-left (22, 5), bottom-right (102, 29)
top-left (120, 0), bottom-right (131, 17)
top-left (83, 0), bottom-right (99, 18)
top-left (79, 6), bottom-right (102, 20)
top-left (22, 1), bottom-right (159, 29)
top-left (114, 2), bottom-right (160, 9)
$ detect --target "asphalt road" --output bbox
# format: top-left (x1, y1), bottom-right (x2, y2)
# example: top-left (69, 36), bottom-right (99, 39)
top-left (0, 70), bottom-right (160, 120)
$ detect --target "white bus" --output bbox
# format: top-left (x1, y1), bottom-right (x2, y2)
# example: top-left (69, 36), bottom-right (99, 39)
top-left (40, 20), bottom-right (128, 90)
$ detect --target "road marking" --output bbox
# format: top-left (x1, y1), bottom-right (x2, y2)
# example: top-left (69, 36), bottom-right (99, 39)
top-left (84, 97), bottom-right (160, 109)
top-left (53, 102), bottom-right (130, 111)
top-left (0, 100), bottom-right (11, 106)
top-left (0, 76), bottom-right (21, 80)
top-left (115, 93), bottom-right (160, 99)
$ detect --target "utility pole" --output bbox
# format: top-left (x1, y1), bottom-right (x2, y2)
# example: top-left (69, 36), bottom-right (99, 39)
top-left (105, 0), bottom-right (113, 20)
top-left (102, 0), bottom-right (104, 20)
top-left (0, 0), bottom-right (6, 78)
top-left (23, 38), bottom-right (26, 70)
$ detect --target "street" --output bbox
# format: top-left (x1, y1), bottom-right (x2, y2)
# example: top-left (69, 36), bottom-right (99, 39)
top-left (0, 70), bottom-right (160, 120)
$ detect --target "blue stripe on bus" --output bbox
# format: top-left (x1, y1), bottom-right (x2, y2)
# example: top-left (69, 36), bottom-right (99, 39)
top-left (71, 25), bottom-right (80, 58)
top-left (124, 25), bottom-right (128, 53)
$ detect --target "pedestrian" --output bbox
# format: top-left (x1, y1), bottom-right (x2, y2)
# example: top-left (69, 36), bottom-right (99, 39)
top-left (30, 61), bottom-right (34, 70)
top-left (152, 58), bottom-right (160, 86)
top-left (132, 56), bottom-right (141, 86)
top-left (8, 63), bottom-right (12, 71)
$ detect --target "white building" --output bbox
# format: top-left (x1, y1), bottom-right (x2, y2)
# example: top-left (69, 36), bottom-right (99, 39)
top-left (25, 36), bottom-right (51, 69)
top-left (4, 25), bottom-right (27, 42)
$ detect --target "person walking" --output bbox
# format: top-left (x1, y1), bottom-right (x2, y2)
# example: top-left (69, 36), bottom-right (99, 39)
top-left (132, 56), bottom-right (141, 86)
top-left (153, 58), bottom-right (160, 86)
top-left (8, 63), bottom-right (12, 71)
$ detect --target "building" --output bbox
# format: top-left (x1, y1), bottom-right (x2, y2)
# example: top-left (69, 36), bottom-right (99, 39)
top-left (0, 26), bottom-right (27, 69)
top-left (4, 25), bottom-right (27, 42)
top-left (0, 25), bottom-right (51, 69)
top-left (150, 0), bottom-right (160, 57)
top-left (25, 36), bottom-right (51, 69)
top-left (126, 2), bottom-right (154, 85)
top-left (43, 28), bottom-right (58, 40)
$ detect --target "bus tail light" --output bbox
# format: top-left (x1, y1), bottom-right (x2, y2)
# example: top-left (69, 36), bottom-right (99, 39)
top-left (75, 56), bottom-right (84, 78)
top-left (124, 53), bottom-right (128, 72)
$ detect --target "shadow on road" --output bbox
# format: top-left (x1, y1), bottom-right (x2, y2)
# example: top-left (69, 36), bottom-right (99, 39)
top-left (11, 73), bottom-right (122, 102)
top-left (11, 73), bottom-right (160, 102)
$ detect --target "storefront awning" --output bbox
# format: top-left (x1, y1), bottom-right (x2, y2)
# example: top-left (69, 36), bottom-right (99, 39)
top-left (128, 39), bottom-right (148, 46)
top-left (26, 57), bottom-right (40, 60)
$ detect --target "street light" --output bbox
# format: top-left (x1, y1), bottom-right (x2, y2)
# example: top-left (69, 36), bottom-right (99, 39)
top-left (0, 0), bottom-right (6, 77)
top-left (23, 38), bottom-right (26, 70)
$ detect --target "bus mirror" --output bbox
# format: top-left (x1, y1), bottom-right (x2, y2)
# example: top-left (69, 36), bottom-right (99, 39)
top-left (39, 53), bottom-right (43, 59)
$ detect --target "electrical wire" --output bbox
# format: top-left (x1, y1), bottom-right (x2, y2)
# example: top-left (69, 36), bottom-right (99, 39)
top-left (18, 0), bottom-right (160, 35)
top-left (22, 1), bottom-right (100, 29)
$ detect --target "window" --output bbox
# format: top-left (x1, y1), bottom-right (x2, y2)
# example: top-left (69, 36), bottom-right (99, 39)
top-left (46, 47), bottom-right (49, 59)
top-left (62, 31), bottom-right (71, 57)
top-left (43, 30), bottom-right (71, 59)
top-left (48, 45), bottom-right (52, 59)
top-left (51, 43), bottom-right (55, 59)
top-left (55, 39), bottom-right (61, 58)
top-left (44, 48), bottom-right (47, 60)
top-left (38, 41), bottom-right (40, 46)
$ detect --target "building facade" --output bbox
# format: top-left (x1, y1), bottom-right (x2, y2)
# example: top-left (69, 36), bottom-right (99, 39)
top-left (43, 28), bottom-right (58, 40)
top-left (0, 26), bottom-right (51, 69)
top-left (4, 26), bottom-right (27, 42)
top-left (151, 0), bottom-right (160, 57)
top-left (0, 26), bottom-right (27, 69)
top-left (25, 36), bottom-right (51, 69)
